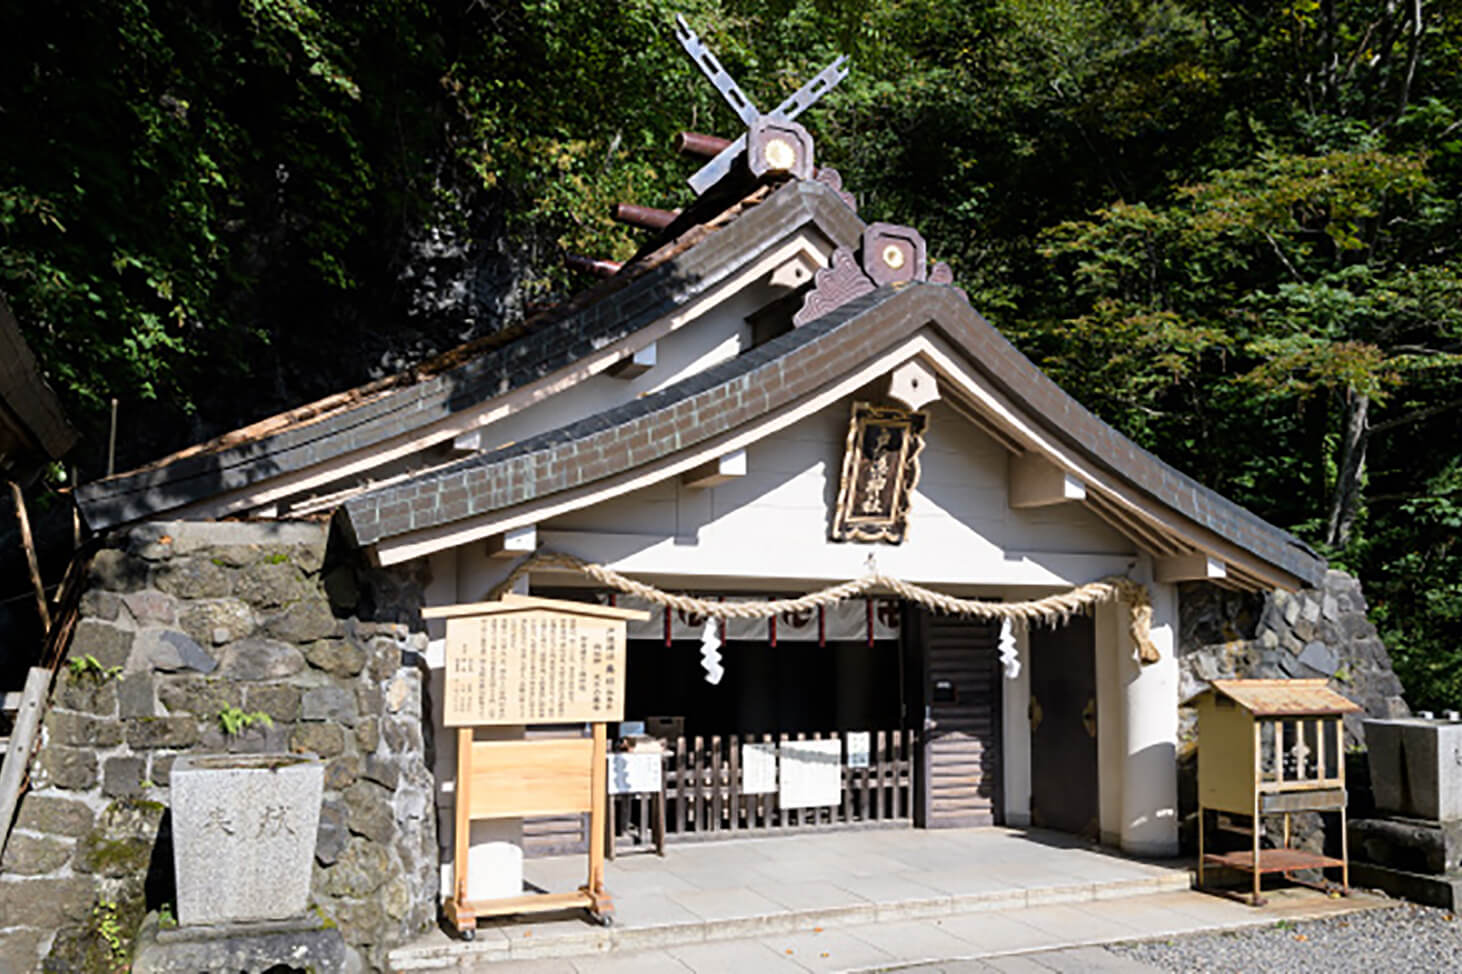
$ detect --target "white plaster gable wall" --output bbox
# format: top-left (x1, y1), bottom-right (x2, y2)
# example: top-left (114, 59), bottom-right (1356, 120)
top-left (486, 397), bottom-right (1138, 596)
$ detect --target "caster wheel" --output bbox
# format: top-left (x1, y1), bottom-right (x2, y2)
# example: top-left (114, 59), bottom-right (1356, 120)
top-left (597, 914), bottom-right (614, 928)
top-left (461, 927), bottom-right (476, 941)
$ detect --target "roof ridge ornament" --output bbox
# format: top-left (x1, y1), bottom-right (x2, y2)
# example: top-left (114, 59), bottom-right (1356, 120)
top-left (673, 13), bottom-right (849, 194)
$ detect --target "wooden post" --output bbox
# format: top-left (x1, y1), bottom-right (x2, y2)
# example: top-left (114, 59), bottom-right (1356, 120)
top-left (1197, 806), bottom-right (1205, 888)
top-left (9, 481), bottom-right (50, 635)
top-left (1252, 721), bottom-right (1263, 906)
top-left (0, 668), bottom-right (50, 860)
top-left (454, 727), bottom-right (473, 909)
top-left (586, 722), bottom-right (609, 903)
top-left (728, 734), bottom-right (740, 834)
top-left (711, 735), bottom-right (723, 833)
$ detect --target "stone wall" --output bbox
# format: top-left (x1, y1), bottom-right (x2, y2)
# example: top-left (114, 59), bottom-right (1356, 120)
top-left (1176, 568), bottom-right (1410, 853)
top-left (0, 521), bottom-right (437, 973)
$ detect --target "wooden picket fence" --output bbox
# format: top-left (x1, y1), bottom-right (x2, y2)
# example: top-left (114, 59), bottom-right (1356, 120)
top-left (605, 728), bottom-right (915, 854)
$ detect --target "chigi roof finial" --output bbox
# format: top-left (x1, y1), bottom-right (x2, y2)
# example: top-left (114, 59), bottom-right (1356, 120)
top-left (672, 13), bottom-right (849, 194)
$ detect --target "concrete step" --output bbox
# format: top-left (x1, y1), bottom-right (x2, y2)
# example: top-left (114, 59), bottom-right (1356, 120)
top-left (388, 869), bottom-right (1193, 969)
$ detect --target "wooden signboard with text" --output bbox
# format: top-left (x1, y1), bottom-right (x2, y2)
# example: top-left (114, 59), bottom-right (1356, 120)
top-left (441, 594), bottom-right (630, 726)
top-left (422, 593), bottom-right (648, 936)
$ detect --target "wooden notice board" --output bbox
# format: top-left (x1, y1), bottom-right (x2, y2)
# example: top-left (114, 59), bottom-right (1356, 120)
top-left (439, 594), bottom-right (630, 726)
top-left (421, 594), bottom-right (649, 936)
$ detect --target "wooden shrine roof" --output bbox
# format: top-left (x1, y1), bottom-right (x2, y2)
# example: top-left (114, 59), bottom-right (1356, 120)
top-left (341, 283), bottom-right (1326, 588)
top-left (1207, 679), bottom-right (1361, 717)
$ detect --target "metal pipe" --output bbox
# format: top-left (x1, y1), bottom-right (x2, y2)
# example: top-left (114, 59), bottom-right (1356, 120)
top-left (674, 132), bottom-right (732, 158)
top-left (564, 254), bottom-right (623, 278)
top-left (611, 203), bottom-right (677, 231)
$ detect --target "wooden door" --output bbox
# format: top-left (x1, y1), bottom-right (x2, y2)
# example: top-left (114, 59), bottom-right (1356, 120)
top-left (1028, 615), bottom-right (1098, 837)
top-left (915, 612), bottom-right (1003, 828)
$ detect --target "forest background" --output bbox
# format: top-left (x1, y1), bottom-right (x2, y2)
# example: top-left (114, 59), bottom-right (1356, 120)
top-left (2, 0), bottom-right (1459, 708)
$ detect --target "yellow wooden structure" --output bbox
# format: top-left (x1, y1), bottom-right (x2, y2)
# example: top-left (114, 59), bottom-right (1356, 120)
top-left (1196, 678), bottom-right (1360, 904)
top-left (422, 595), bottom-right (648, 937)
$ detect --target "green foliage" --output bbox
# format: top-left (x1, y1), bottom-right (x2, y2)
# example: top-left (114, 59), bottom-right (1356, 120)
top-left (4, 0), bottom-right (1461, 706)
top-left (157, 903), bottom-right (176, 929)
top-left (89, 899), bottom-right (129, 972)
top-left (67, 654), bottom-right (122, 683)
top-left (216, 706), bottom-right (274, 737)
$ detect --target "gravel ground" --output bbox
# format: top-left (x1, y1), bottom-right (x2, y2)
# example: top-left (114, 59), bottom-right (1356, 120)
top-left (1108, 902), bottom-right (1462, 973)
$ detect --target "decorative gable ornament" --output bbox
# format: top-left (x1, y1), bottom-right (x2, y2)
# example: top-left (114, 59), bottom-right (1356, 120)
top-left (830, 402), bottom-right (928, 544)
top-left (673, 14), bottom-right (847, 194)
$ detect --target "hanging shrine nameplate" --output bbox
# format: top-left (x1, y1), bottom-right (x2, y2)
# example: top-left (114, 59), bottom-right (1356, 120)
top-left (830, 401), bottom-right (928, 544)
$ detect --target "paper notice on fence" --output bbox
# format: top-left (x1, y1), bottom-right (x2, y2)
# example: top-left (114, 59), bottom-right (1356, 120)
top-left (846, 731), bottom-right (870, 769)
top-left (741, 742), bottom-right (778, 794)
top-left (608, 752), bottom-right (663, 795)
top-left (779, 738), bottom-right (841, 808)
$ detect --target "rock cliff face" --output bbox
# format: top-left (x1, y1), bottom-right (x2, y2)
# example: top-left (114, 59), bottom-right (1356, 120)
top-left (1176, 569), bottom-right (1410, 855)
top-left (1179, 569), bottom-right (1410, 747)
top-left (0, 521), bottom-right (437, 973)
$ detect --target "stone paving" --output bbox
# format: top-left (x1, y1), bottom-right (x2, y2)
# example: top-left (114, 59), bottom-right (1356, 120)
top-left (388, 826), bottom-right (1293, 971)
top-left (407, 887), bottom-right (1388, 972)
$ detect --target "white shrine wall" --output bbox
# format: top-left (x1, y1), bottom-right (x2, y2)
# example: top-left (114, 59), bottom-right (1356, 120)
top-left (426, 392), bottom-right (1180, 870)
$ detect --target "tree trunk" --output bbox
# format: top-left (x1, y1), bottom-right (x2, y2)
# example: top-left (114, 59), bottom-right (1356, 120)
top-left (1325, 390), bottom-right (1370, 549)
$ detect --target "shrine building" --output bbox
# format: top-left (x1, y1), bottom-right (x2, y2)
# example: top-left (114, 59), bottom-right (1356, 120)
top-left (75, 26), bottom-right (1325, 889)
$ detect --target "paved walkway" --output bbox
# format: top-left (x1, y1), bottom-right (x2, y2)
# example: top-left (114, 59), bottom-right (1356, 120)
top-left (389, 827), bottom-right (1389, 972)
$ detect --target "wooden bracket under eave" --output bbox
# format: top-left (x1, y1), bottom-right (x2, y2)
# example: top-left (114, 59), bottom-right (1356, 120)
top-left (1155, 553), bottom-right (1227, 584)
top-left (607, 343), bottom-right (657, 379)
top-left (487, 524), bottom-right (537, 558)
top-left (1009, 453), bottom-right (1086, 508)
top-left (681, 450), bottom-right (746, 488)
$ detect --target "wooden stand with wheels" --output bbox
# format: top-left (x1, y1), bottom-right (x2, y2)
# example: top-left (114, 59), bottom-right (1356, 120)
top-left (423, 594), bottom-right (647, 939)
top-left (445, 722), bottom-right (614, 936)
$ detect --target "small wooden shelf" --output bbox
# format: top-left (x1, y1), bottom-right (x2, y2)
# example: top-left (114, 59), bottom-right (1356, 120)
top-left (1203, 848), bottom-right (1345, 875)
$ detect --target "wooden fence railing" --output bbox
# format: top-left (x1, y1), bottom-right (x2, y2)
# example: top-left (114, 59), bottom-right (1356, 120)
top-left (609, 728), bottom-right (915, 853)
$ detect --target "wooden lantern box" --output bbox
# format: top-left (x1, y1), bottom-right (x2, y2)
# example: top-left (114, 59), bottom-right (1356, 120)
top-left (1195, 678), bottom-right (1360, 904)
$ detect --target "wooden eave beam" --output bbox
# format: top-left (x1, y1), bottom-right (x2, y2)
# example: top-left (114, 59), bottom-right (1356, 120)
top-left (607, 343), bottom-right (657, 379)
top-left (1083, 492), bottom-right (1185, 557)
top-left (487, 523), bottom-right (537, 558)
top-left (1155, 552), bottom-right (1228, 584)
top-left (681, 450), bottom-right (746, 489)
top-left (1009, 453), bottom-right (1086, 508)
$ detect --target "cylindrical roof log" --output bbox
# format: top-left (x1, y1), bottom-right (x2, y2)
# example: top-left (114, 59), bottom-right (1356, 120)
top-left (564, 254), bottom-right (623, 278)
top-left (612, 203), bottom-right (678, 231)
top-left (674, 132), bottom-right (732, 158)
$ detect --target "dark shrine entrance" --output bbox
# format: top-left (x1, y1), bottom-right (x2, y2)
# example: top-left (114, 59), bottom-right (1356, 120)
top-left (527, 591), bottom-right (917, 855)
top-left (1028, 614), bottom-right (1099, 838)
top-left (908, 610), bottom-right (1004, 828)
top-left (522, 593), bottom-right (1013, 854)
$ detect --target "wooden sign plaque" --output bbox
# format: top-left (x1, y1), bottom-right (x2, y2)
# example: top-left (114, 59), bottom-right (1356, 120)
top-left (428, 594), bottom-right (644, 727)
top-left (420, 594), bottom-right (649, 937)
top-left (830, 401), bottom-right (928, 544)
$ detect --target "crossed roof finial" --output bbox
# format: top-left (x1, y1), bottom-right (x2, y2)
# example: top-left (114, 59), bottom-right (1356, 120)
top-left (672, 14), bottom-right (849, 195)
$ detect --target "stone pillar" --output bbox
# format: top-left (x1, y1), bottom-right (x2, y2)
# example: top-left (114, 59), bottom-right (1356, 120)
top-left (1119, 570), bottom-right (1180, 857)
top-left (1000, 622), bottom-right (1032, 827)
top-left (1094, 601), bottom-right (1125, 847)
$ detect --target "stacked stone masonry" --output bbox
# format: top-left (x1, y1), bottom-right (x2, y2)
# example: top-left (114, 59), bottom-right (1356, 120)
top-left (0, 521), bottom-right (437, 973)
top-left (1177, 568), bottom-right (1410, 856)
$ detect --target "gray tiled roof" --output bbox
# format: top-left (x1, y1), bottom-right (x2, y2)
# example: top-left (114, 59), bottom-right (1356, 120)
top-left (75, 180), bottom-right (862, 531)
top-left (342, 284), bottom-right (1326, 587)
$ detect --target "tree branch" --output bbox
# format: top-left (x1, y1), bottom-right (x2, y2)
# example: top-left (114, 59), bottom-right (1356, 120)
top-left (1263, 231), bottom-right (1306, 283)
top-left (1370, 396), bottom-right (1462, 433)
